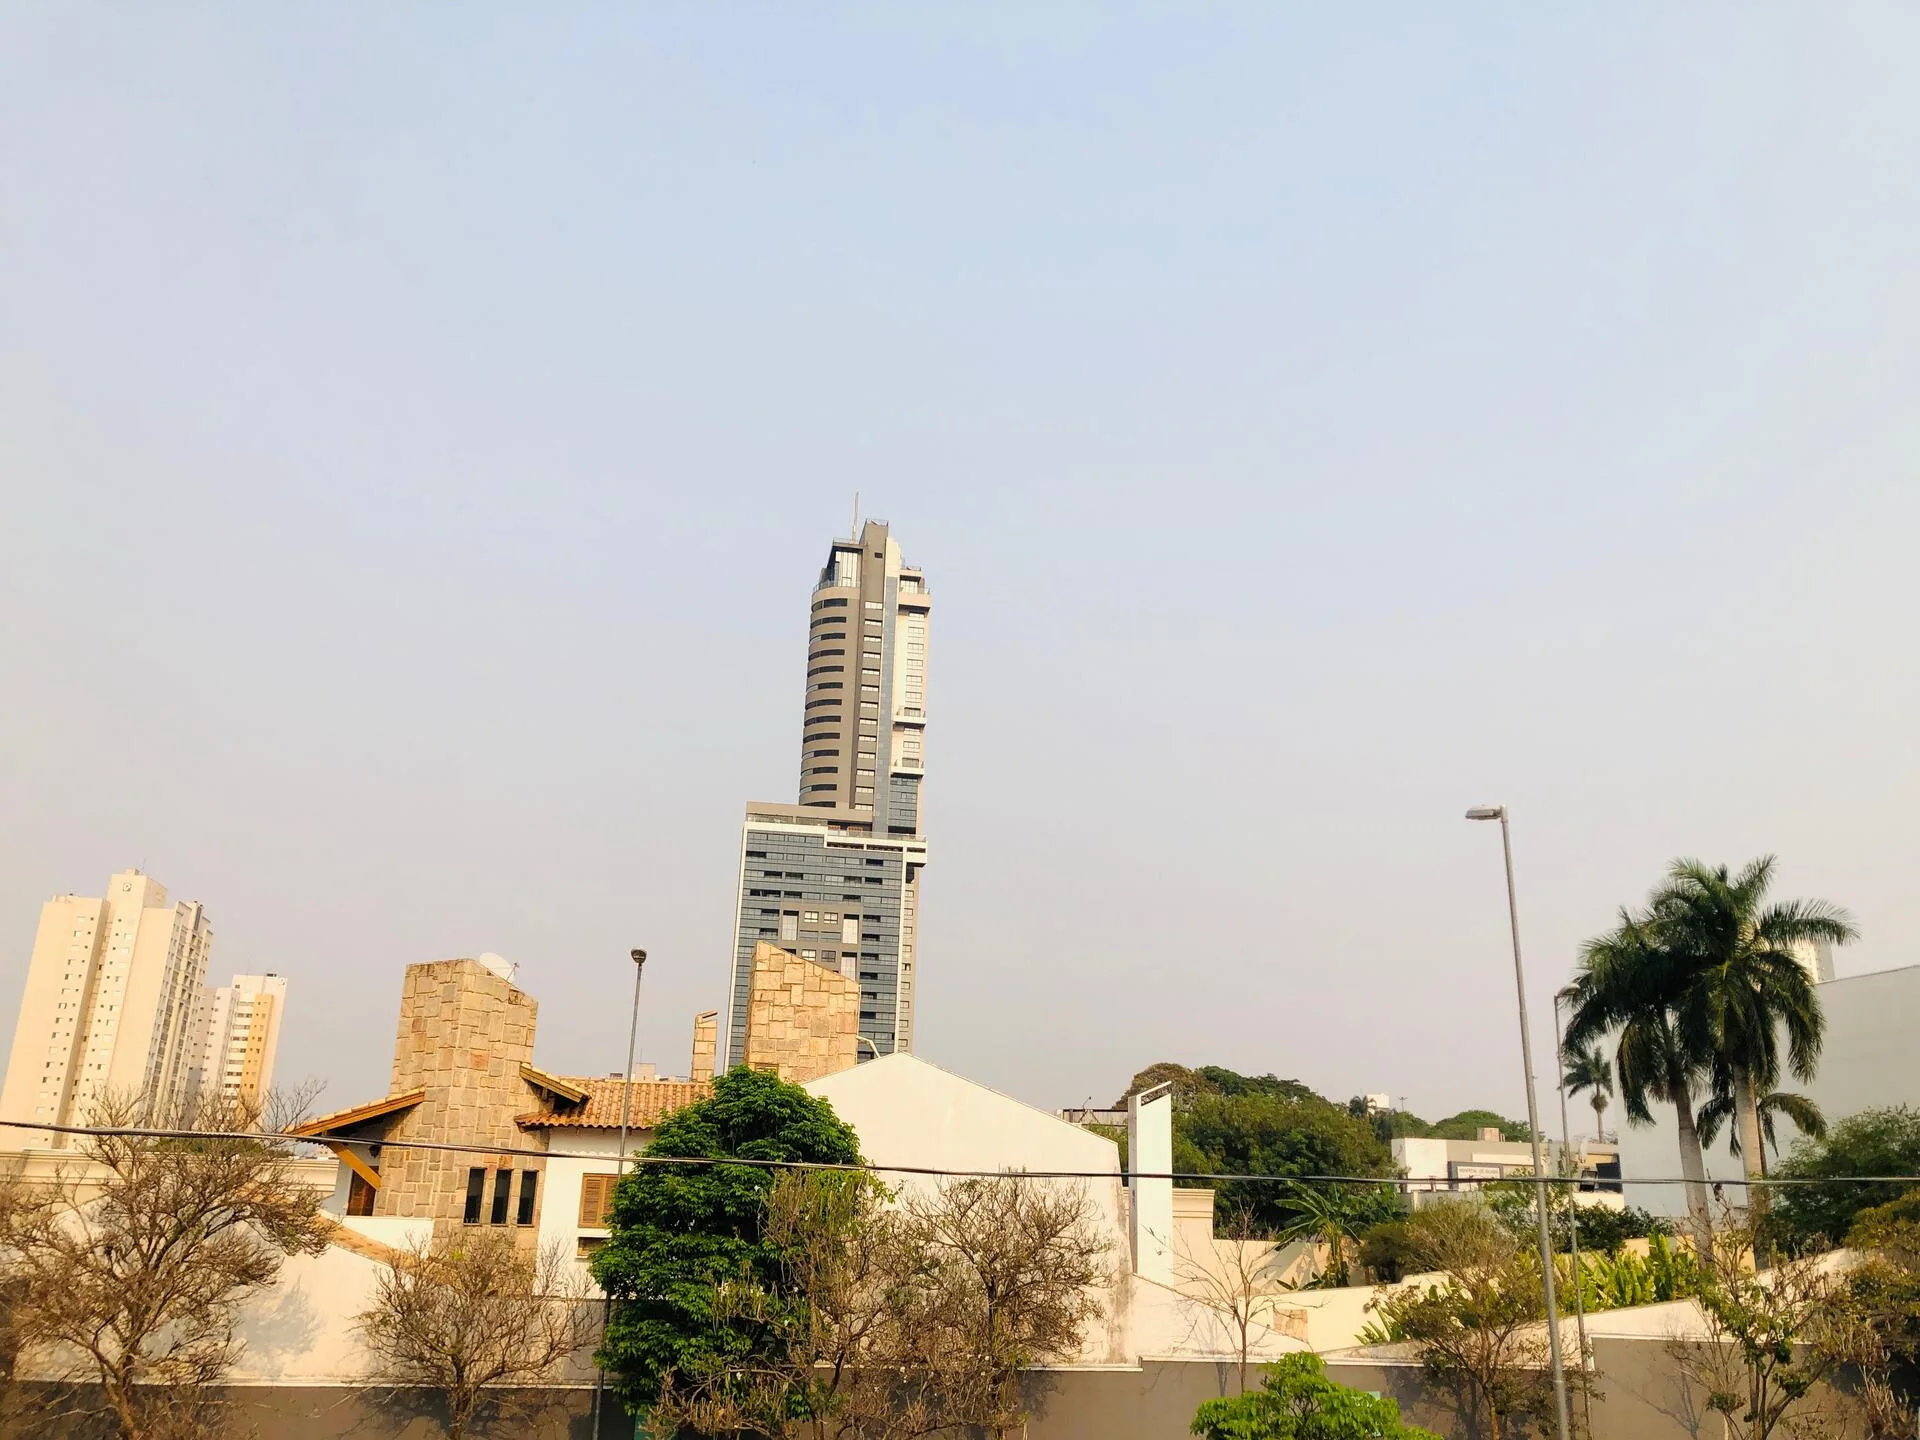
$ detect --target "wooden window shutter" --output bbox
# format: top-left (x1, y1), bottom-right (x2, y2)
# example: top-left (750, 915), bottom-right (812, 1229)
top-left (579, 1172), bottom-right (617, 1227)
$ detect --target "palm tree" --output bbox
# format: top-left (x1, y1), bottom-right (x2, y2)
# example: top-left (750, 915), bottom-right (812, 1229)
top-left (1278, 1184), bottom-right (1373, 1287)
top-left (1650, 858), bottom-right (1854, 1221)
top-left (1563, 908), bottom-right (1715, 1261)
top-left (1562, 1044), bottom-right (1614, 1142)
top-left (1696, 1088), bottom-right (1827, 1177)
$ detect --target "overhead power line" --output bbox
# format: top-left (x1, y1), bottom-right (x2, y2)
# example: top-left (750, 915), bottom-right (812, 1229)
top-left (3, 1117), bottom-right (1917, 1190)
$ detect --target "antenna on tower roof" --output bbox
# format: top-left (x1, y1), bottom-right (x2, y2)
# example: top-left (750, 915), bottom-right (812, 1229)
top-left (850, 491), bottom-right (860, 538)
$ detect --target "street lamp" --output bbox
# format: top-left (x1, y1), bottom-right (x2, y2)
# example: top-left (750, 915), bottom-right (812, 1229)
top-left (592, 947), bottom-right (648, 1438)
top-left (1551, 990), bottom-right (1593, 1433)
top-left (616, 948), bottom-right (648, 1179)
top-left (1466, 805), bottom-right (1572, 1440)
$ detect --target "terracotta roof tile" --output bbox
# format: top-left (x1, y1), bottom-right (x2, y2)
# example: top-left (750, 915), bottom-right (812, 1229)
top-left (516, 1077), bottom-right (710, 1130)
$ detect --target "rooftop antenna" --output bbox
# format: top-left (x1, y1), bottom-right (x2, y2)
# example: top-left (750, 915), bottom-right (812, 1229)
top-left (851, 491), bottom-right (860, 538)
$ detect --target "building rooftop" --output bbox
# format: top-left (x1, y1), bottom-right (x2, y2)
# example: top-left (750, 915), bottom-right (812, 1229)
top-left (515, 1076), bottom-right (711, 1130)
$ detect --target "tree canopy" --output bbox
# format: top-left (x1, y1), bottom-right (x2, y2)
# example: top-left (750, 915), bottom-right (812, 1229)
top-left (1192, 1353), bottom-right (1437, 1439)
top-left (1176, 1087), bottom-right (1397, 1236)
top-left (591, 1066), bottom-right (862, 1415)
top-left (1771, 1106), bottom-right (1920, 1251)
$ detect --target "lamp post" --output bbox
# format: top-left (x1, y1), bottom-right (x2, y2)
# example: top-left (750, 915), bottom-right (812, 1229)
top-left (1551, 990), bottom-right (1592, 1431)
top-left (591, 947), bottom-right (647, 1439)
top-left (616, 949), bottom-right (648, 1182)
top-left (1466, 805), bottom-right (1571, 1440)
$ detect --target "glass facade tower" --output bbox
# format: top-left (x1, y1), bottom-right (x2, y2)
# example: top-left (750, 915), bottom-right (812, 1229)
top-left (720, 521), bottom-right (930, 1067)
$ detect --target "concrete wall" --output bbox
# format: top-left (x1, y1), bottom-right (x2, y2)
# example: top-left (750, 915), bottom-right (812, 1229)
top-left (7, 1342), bottom-right (1879, 1439)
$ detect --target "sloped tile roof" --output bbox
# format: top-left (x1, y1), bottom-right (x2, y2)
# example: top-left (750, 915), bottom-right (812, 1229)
top-left (289, 1089), bottom-right (426, 1138)
top-left (516, 1077), bottom-right (710, 1130)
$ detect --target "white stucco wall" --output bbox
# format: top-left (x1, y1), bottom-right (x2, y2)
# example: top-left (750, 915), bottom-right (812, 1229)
top-left (808, 1055), bottom-right (1295, 1369)
top-left (534, 1127), bottom-right (629, 1288)
top-left (806, 1054), bottom-right (1126, 1230)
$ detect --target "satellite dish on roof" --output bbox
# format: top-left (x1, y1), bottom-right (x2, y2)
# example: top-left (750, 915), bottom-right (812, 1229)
top-left (476, 952), bottom-right (516, 982)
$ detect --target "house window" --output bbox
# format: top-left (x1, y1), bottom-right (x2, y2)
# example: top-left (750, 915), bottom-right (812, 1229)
top-left (490, 1168), bottom-right (513, 1225)
top-left (463, 1167), bottom-right (487, 1224)
top-left (579, 1172), bottom-right (618, 1228)
top-left (516, 1170), bottom-right (539, 1226)
top-left (347, 1170), bottom-right (377, 1217)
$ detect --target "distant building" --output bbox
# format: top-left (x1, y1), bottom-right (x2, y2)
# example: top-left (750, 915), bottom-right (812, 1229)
top-left (1363, 1092), bottom-right (1393, 1116)
top-left (293, 955), bottom-right (712, 1265)
top-left (0, 869), bottom-right (214, 1144)
top-left (722, 520), bottom-right (932, 1067)
top-left (1057, 1105), bottom-right (1129, 1128)
top-left (1393, 1133), bottom-right (1625, 1210)
top-left (1793, 937), bottom-right (1837, 984)
top-left (188, 972), bottom-right (288, 1109)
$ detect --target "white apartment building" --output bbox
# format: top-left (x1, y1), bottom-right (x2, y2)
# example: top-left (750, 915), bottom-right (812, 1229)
top-left (0, 870), bottom-right (214, 1145)
top-left (188, 972), bottom-right (288, 1109)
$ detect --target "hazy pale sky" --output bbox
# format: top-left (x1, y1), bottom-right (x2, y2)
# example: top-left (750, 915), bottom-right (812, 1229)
top-left (3, 6), bottom-right (1917, 1126)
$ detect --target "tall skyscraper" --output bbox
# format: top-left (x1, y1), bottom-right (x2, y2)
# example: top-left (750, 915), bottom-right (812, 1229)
top-left (0, 870), bottom-right (214, 1144)
top-left (187, 972), bottom-right (289, 1109)
top-left (721, 520), bottom-right (931, 1067)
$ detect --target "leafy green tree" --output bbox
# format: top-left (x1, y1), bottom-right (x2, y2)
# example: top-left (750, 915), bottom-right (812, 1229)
top-left (1177, 1089), bottom-right (1397, 1237)
top-left (591, 1067), bottom-right (862, 1420)
top-left (1771, 1106), bottom-right (1920, 1251)
top-left (1561, 1044), bottom-right (1614, 1142)
top-left (1425, 1110), bottom-right (1530, 1143)
top-left (1115, 1062), bottom-right (1211, 1109)
top-left (1191, 1353), bottom-right (1437, 1440)
top-left (1195, 1067), bottom-right (1323, 1104)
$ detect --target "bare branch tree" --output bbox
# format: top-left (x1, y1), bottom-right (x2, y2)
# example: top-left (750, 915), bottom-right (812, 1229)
top-left (356, 1231), bottom-right (596, 1440)
top-left (6, 1089), bottom-right (332, 1440)
top-left (895, 1174), bottom-right (1110, 1440)
top-left (1171, 1200), bottom-right (1301, 1394)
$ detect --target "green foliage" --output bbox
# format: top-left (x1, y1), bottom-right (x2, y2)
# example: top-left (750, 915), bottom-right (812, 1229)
top-left (1178, 1088), bottom-right (1398, 1237)
top-left (1425, 1110), bottom-right (1531, 1143)
top-left (1358, 1219), bottom-right (1419, 1283)
top-left (1367, 1221), bottom-right (1697, 1320)
top-left (1345, 1103), bottom-right (1529, 1145)
top-left (589, 1067), bottom-right (862, 1415)
top-left (1771, 1106), bottom-right (1920, 1251)
top-left (1195, 1066), bottom-right (1324, 1104)
top-left (1560, 1232), bottom-right (1702, 1312)
top-left (1563, 1203), bottom-right (1668, 1257)
top-left (1191, 1354), bottom-right (1437, 1440)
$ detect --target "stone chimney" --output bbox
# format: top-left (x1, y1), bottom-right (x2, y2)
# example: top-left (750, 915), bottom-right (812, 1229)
top-left (690, 1010), bottom-right (719, 1083)
top-left (743, 942), bottom-right (858, 1083)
